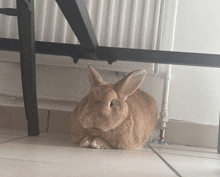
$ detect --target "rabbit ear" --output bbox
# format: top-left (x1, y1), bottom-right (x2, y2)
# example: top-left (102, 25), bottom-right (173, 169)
top-left (88, 65), bottom-right (104, 89)
top-left (114, 69), bottom-right (146, 100)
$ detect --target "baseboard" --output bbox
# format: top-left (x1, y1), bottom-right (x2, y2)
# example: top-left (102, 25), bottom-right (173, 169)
top-left (0, 94), bottom-right (78, 112)
top-left (165, 119), bottom-right (219, 149)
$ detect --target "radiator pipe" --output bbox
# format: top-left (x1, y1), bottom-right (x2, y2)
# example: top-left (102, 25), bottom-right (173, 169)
top-left (159, 64), bottom-right (172, 143)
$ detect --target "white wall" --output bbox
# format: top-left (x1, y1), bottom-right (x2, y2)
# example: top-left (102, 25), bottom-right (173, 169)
top-left (0, 52), bottom-right (164, 112)
top-left (169, 0), bottom-right (220, 125)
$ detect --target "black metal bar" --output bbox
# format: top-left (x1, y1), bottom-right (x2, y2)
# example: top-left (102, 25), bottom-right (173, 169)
top-left (55, 0), bottom-right (98, 50)
top-left (0, 38), bottom-right (220, 68)
top-left (20, 0), bottom-right (31, 6)
top-left (0, 8), bottom-right (18, 16)
top-left (16, 0), bottom-right (39, 136)
top-left (97, 46), bottom-right (220, 68)
top-left (20, 0), bottom-right (32, 11)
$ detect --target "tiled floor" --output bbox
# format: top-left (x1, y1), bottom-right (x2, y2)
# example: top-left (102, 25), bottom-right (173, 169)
top-left (0, 128), bottom-right (219, 177)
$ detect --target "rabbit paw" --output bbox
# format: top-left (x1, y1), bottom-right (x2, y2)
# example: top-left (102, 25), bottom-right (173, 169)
top-left (79, 137), bottom-right (92, 148)
top-left (91, 138), bottom-right (112, 149)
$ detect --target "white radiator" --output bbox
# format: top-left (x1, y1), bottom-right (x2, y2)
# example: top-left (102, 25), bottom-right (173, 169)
top-left (0, 0), bottom-right (178, 112)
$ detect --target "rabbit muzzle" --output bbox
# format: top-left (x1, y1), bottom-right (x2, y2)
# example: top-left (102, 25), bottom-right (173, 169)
top-left (79, 113), bottom-right (111, 132)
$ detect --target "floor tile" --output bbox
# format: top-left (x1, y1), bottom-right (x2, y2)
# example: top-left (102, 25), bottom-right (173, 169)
top-left (0, 157), bottom-right (174, 177)
top-left (149, 141), bottom-right (217, 153)
top-left (0, 128), bottom-right (27, 143)
top-left (149, 142), bottom-right (220, 177)
top-left (149, 142), bottom-right (220, 160)
top-left (158, 153), bottom-right (220, 177)
top-left (0, 131), bottom-right (177, 177)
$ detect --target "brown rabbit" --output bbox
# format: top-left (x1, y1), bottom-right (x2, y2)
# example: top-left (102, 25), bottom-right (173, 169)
top-left (70, 65), bottom-right (158, 150)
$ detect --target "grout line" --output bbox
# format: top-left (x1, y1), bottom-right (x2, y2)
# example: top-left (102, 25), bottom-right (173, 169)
top-left (0, 157), bottom-right (71, 166)
top-left (148, 144), bottom-right (182, 177)
top-left (0, 136), bottom-right (28, 144)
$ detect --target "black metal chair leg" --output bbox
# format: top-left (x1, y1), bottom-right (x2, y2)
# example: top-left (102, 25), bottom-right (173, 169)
top-left (16, 0), bottom-right (39, 136)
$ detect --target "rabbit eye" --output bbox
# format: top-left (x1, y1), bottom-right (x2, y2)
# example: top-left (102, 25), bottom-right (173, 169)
top-left (110, 100), bottom-right (114, 107)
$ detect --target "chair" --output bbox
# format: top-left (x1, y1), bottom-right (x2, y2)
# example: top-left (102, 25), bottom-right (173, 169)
top-left (0, 0), bottom-right (39, 136)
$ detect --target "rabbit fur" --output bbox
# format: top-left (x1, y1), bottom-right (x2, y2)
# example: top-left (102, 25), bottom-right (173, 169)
top-left (70, 65), bottom-right (158, 150)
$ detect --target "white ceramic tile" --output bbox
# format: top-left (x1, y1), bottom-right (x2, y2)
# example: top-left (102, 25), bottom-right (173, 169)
top-left (12, 132), bottom-right (74, 147)
top-left (0, 128), bottom-right (27, 143)
top-left (164, 120), bottom-right (218, 149)
top-left (0, 157), bottom-right (173, 177)
top-left (149, 142), bottom-right (220, 160)
top-left (159, 153), bottom-right (220, 177)
top-left (149, 141), bottom-right (217, 153)
top-left (0, 107), bottom-right (48, 132)
top-left (0, 131), bottom-right (176, 177)
top-left (48, 110), bottom-right (72, 134)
